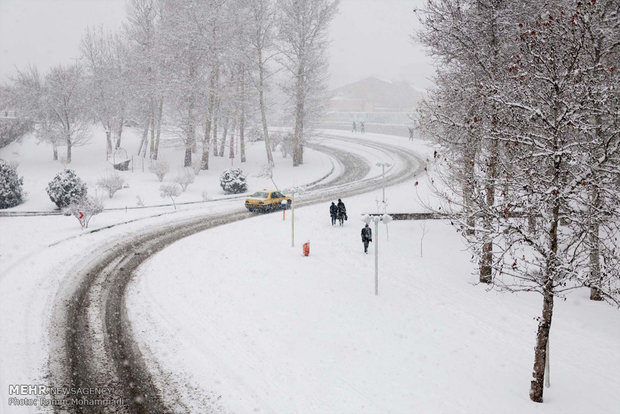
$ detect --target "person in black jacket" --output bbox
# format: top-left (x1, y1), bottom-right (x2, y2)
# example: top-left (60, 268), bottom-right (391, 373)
top-left (361, 224), bottom-right (372, 253)
top-left (337, 199), bottom-right (347, 225)
top-left (329, 202), bottom-right (338, 226)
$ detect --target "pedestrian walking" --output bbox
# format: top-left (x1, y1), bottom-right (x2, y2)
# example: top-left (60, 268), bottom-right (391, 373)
top-left (352, 121), bottom-right (357, 133)
top-left (329, 202), bottom-right (338, 226)
top-left (361, 223), bottom-right (372, 253)
top-left (336, 198), bottom-right (347, 226)
top-left (408, 127), bottom-right (414, 141)
top-left (360, 121), bottom-right (365, 134)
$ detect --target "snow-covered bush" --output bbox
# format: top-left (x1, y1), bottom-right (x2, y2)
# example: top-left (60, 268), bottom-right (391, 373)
top-left (0, 159), bottom-right (24, 209)
top-left (219, 168), bottom-right (247, 194)
top-left (97, 172), bottom-right (125, 198)
top-left (63, 196), bottom-right (103, 229)
top-left (46, 169), bottom-right (87, 209)
top-left (160, 183), bottom-right (181, 209)
top-left (173, 168), bottom-right (195, 192)
top-left (150, 160), bottom-right (169, 182)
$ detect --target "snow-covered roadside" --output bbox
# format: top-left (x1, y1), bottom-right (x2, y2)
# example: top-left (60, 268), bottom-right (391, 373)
top-left (0, 126), bottom-right (335, 213)
top-left (126, 177), bottom-right (620, 413)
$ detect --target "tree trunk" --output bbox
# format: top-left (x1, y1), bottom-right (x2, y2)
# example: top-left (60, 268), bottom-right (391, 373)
top-left (219, 116), bottom-right (229, 158)
top-left (589, 186), bottom-right (603, 301)
top-left (229, 117), bottom-right (237, 160)
top-left (239, 67), bottom-right (246, 163)
top-left (153, 97), bottom-right (163, 160)
top-left (480, 137), bottom-right (498, 283)
top-left (66, 135), bottom-right (72, 164)
top-left (148, 98), bottom-right (156, 159)
top-left (212, 99), bottom-right (219, 158)
top-left (531, 131), bottom-right (561, 403)
top-left (115, 117), bottom-right (124, 150)
top-left (138, 116), bottom-right (149, 157)
top-left (202, 74), bottom-right (216, 170)
top-left (105, 129), bottom-right (113, 159)
top-left (240, 108), bottom-right (246, 163)
top-left (463, 142), bottom-right (476, 235)
top-left (258, 49), bottom-right (274, 166)
top-left (293, 64), bottom-right (305, 167)
top-left (185, 98), bottom-right (195, 167)
top-left (529, 284), bottom-right (554, 403)
top-left (184, 147), bottom-right (192, 168)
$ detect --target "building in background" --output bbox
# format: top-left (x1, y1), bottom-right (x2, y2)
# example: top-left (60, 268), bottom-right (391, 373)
top-left (319, 77), bottom-right (422, 137)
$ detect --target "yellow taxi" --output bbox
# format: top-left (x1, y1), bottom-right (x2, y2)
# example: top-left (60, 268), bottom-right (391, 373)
top-left (245, 190), bottom-right (292, 213)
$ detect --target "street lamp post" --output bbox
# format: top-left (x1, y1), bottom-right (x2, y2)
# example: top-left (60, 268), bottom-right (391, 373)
top-left (376, 162), bottom-right (391, 203)
top-left (363, 214), bottom-right (392, 296)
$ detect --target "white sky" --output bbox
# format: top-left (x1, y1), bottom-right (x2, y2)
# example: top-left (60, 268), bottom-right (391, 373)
top-left (0, 0), bottom-right (434, 89)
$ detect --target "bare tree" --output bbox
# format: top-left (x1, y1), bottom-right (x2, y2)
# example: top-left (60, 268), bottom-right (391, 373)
top-left (277, 0), bottom-right (338, 166)
top-left (246, 0), bottom-right (278, 167)
top-left (81, 27), bottom-right (128, 158)
top-left (44, 64), bottom-right (89, 163)
top-left (418, 0), bottom-right (620, 404)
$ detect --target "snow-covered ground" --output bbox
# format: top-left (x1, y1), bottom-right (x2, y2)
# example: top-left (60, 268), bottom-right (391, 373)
top-left (0, 129), bottom-right (424, 412)
top-left (1, 129), bottom-right (618, 414)
top-left (126, 171), bottom-right (620, 413)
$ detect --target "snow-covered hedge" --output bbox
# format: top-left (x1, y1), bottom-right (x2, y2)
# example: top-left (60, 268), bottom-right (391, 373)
top-left (46, 169), bottom-right (88, 209)
top-left (219, 168), bottom-right (247, 194)
top-left (0, 159), bottom-right (24, 209)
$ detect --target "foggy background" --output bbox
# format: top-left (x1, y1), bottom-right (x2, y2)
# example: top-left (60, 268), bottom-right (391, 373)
top-left (0, 0), bottom-right (434, 90)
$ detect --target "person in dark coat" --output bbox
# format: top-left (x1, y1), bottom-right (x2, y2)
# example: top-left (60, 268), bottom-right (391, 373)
top-left (361, 224), bottom-right (372, 253)
top-left (329, 202), bottom-right (338, 226)
top-left (352, 121), bottom-right (357, 133)
top-left (360, 121), bottom-right (365, 134)
top-left (336, 198), bottom-right (347, 225)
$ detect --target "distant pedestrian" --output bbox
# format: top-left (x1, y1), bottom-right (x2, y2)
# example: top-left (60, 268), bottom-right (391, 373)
top-left (352, 121), bottom-right (357, 133)
top-left (408, 127), bottom-right (414, 141)
top-left (329, 202), bottom-right (338, 226)
top-left (360, 122), bottom-right (365, 134)
top-left (361, 224), bottom-right (372, 253)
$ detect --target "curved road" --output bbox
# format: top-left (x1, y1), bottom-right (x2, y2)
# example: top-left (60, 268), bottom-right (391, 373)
top-left (48, 134), bottom-right (425, 413)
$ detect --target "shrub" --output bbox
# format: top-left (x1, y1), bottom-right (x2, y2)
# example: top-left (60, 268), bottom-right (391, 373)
top-left (46, 169), bottom-right (87, 209)
top-left (160, 183), bottom-right (181, 209)
top-left (219, 168), bottom-right (247, 194)
top-left (63, 196), bottom-right (103, 229)
top-left (0, 159), bottom-right (24, 209)
top-left (173, 168), bottom-right (195, 192)
top-left (150, 160), bottom-right (169, 182)
top-left (97, 172), bottom-right (125, 198)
